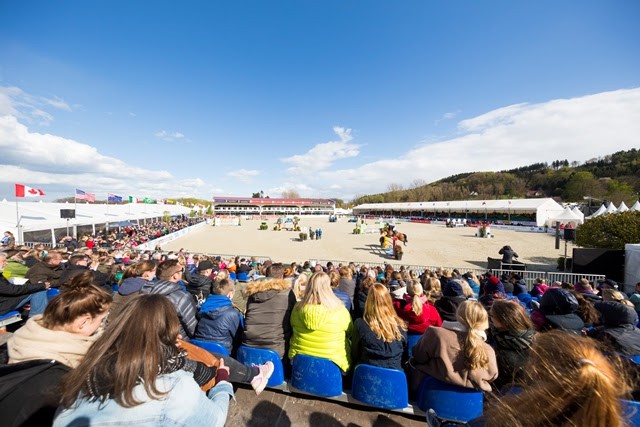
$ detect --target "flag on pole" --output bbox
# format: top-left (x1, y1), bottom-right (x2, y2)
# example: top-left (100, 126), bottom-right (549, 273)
top-left (128, 196), bottom-right (138, 204)
top-left (75, 189), bottom-right (95, 202)
top-left (108, 193), bottom-right (123, 203)
top-left (15, 184), bottom-right (45, 197)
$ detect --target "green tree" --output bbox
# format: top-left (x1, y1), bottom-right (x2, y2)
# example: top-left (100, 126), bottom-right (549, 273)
top-left (576, 211), bottom-right (640, 249)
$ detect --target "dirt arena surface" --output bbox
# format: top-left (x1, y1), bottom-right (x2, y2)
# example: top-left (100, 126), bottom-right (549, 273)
top-left (163, 217), bottom-right (575, 272)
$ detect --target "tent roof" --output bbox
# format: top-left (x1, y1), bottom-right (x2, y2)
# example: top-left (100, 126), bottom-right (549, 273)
top-left (617, 201), bottom-right (629, 213)
top-left (551, 206), bottom-right (583, 224)
top-left (0, 200), bottom-right (192, 234)
top-left (605, 202), bottom-right (618, 214)
top-left (353, 197), bottom-right (563, 213)
top-left (631, 201), bottom-right (640, 212)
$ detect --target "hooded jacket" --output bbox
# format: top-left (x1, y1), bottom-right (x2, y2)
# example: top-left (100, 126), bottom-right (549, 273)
top-left (289, 303), bottom-right (352, 372)
top-left (589, 301), bottom-right (640, 355)
top-left (140, 280), bottom-right (198, 339)
top-left (186, 273), bottom-right (214, 300)
top-left (394, 295), bottom-right (442, 335)
top-left (107, 277), bottom-right (149, 324)
top-left (490, 326), bottom-right (535, 390)
top-left (195, 295), bottom-right (243, 354)
top-left (242, 278), bottom-right (296, 357)
top-left (531, 288), bottom-right (584, 334)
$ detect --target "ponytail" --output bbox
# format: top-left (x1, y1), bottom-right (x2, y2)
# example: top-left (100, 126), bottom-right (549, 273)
top-left (456, 300), bottom-right (490, 370)
top-left (411, 283), bottom-right (424, 316)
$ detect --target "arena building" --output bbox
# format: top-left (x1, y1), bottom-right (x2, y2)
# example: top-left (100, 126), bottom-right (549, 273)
top-left (212, 197), bottom-right (336, 216)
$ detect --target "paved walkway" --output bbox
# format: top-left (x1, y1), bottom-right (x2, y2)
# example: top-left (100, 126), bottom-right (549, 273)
top-left (227, 386), bottom-right (426, 427)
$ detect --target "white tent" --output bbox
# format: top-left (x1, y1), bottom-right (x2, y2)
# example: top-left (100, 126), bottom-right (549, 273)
top-left (587, 204), bottom-right (607, 219)
top-left (630, 200), bottom-right (640, 212)
top-left (605, 202), bottom-right (618, 214)
top-left (571, 206), bottom-right (585, 221)
top-left (550, 206), bottom-right (583, 226)
top-left (617, 201), bottom-right (629, 213)
top-left (0, 200), bottom-right (193, 245)
top-left (352, 198), bottom-right (564, 227)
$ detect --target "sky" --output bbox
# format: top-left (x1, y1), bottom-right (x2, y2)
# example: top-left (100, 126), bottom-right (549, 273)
top-left (0, 1), bottom-right (639, 203)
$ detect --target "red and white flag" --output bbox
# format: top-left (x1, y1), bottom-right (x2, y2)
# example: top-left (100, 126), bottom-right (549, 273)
top-left (15, 184), bottom-right (45, 198)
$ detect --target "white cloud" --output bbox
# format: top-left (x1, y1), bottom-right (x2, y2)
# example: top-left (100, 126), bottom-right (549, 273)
top-left (0, 86), bottom-right (73, 126)
top-left (434, 110), bottom-right (461, 125)
top-left (226, 169), bottom-right (260, 183)
top-left (300, 88), bottom-right (640, 200)
top-left (155, 130), bottom-right (186, 142)
top-left (281, 126), bottom-right (360, 175)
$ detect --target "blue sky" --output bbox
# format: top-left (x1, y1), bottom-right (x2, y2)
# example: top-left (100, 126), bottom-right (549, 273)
top-left (0, 1), bottom-right (639, 202)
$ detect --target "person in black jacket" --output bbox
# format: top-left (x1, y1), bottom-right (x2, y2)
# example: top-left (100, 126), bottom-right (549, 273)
top-left (489, 300), bottom-right (535, 391)
top-left (499, 245), bottom-right (518, 264)
top-left (58, 253), bottom-right (110, 293)
top-left (186, 259), bottom-right (215, 302)
top-left (589, 300), bottom-right (640, 356)
top-left (351, 283), bottom-right (408, 370)
top-left (0, 252), bottom-right (49, 317)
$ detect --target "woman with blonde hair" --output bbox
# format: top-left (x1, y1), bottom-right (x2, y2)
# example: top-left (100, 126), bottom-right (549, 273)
top-left (351, 283), bottom-right (408, 370)
top-left (288, 272), bottom-right (352, 372)
top-left (480, 330), bottom-right (630, 427)
top-left (409, 300), bottom-right (497, 393)
top-left (394, 281), bottom-right (442, 335)
top-left (292, 273), bottom-right (308, 301)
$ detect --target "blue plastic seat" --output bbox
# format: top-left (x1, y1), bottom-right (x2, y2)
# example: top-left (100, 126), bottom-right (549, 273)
top-left (628, 355), bottom-right (640, 365)
top-left (351, 364), bottom-right (408, 409)
top-left (407, 334), bottom-right (422, 357)
top-left (236, 346), bottom-right (285, 386)
top-left (46, 288), bottom-right (60, 300)
top-left (229, 272), bottom-right (237, 281)
top-left (416, 376), bottom-right (483, 422)
top-left (190, 339), bottom-right (230, 356)
top-left (237, 272), bottom-right (249, 281)
top-left (622, 399), bottom-right (640, 427)
top-left (0, 311), bottom-right (22, 328)
top-left (291, 354), bottom-right (343, 397)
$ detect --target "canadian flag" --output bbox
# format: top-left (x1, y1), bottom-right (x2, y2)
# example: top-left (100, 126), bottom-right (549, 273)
top-left (15, 184), bottom-right (45, 198)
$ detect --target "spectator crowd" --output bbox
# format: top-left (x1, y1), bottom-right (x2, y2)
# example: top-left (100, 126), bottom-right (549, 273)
top-left (1, 227), bottom-right (640, 426)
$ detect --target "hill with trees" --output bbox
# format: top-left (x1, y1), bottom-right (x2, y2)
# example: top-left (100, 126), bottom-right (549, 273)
top-left (352, 149), bottom-right (640, 207)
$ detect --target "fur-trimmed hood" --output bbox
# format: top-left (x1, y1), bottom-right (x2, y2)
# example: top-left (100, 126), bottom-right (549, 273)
top-left (244, 278), bottom-right (291, 298)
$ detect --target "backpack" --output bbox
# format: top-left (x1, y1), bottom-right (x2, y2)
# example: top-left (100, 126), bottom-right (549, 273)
top-left (0, 359), bottom-right (60, 400)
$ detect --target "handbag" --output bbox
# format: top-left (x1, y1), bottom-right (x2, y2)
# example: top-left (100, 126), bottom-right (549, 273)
top-left (177, 339), bottom-right (220, 391)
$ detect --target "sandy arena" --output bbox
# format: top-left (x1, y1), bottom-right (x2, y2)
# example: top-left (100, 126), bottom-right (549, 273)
top-left (162, 217), bottom-right (575, 272)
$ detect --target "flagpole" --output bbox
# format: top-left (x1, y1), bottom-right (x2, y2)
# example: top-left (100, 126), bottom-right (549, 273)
top-left (15, 196), bottom-right (21, 245)
top-left (106, 194), bottom-right (110, 234)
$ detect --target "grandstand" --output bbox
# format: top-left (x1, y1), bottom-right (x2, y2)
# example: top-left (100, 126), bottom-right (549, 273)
top-left (212, 196), bottom-right (336, 216)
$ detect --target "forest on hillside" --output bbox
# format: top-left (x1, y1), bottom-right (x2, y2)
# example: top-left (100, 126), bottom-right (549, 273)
top-left (351, 149), bottom-right (640, 206)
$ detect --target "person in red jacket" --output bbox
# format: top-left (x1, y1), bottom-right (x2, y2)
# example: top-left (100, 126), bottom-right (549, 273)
top-left (394, 281), bottom-right (442, 335)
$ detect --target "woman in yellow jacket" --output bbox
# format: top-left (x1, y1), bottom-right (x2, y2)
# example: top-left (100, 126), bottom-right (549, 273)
top-left (289, 272), bottom-right (352, 372)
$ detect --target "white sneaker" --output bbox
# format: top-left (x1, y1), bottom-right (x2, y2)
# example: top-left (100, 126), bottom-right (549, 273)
top-left (250, 361), bottom-right (274, 395)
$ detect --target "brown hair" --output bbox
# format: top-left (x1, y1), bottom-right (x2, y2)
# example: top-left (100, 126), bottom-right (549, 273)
top-left (156, 259), bottom-right (182, 281)
top-left (339, 266), bottom-right (353, 280)
top-left (490, 300), bottom-right (533, 333)
top-left (42, 271), bottom-right (112, 330)
top-left (483, 331), bottom-right (628, 427)
top-left (569, 290), bottom-right (601, 326)
top-left (59, 294), bottom-right (181, 408)
top-left (364, 283), bottom-right (407, 342)
top-left (328, 270), bottom-right (341, 289)
top-left (120, 260), bottom-right (157, 282)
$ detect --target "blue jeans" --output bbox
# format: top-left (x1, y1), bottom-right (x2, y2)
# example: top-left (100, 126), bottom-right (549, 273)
top-left (17, 290), bottom-right (48, 317)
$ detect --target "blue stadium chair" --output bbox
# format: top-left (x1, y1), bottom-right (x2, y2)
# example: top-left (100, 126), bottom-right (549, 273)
top-left (407, 334), bottom-right (422, 357)
top-left (291, 354), bottom-right (343, 397)
top-left (622, 399), bottom-right (640, 427)
top-left (236, 346), bottom-right (285, 387)
top-left (46, 288), bottom-right (60, 300)
top-left (628, 355), bottom-right (640, 365)
top-left (229, 272), bottom-right (237, 281)
top-left (190, 339), bottom-right (230, 357)
top-left (351, 364), bottom-right (408, 409)
top-left (237, 272), bottom-right (249, 281)
top-left (0, 311), bottom-right (22, 329)
top-left (112, 284), bottom-right (119, 294)
top-left (416, 376), bottom-right (483, 422)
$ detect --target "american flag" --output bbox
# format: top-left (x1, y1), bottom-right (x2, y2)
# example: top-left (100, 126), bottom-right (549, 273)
top-left (75, 189), bottom-right (95, 202)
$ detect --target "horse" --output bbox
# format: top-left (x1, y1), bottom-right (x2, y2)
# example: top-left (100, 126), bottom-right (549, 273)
top-left (395, 232), bottom-right (408, 246)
